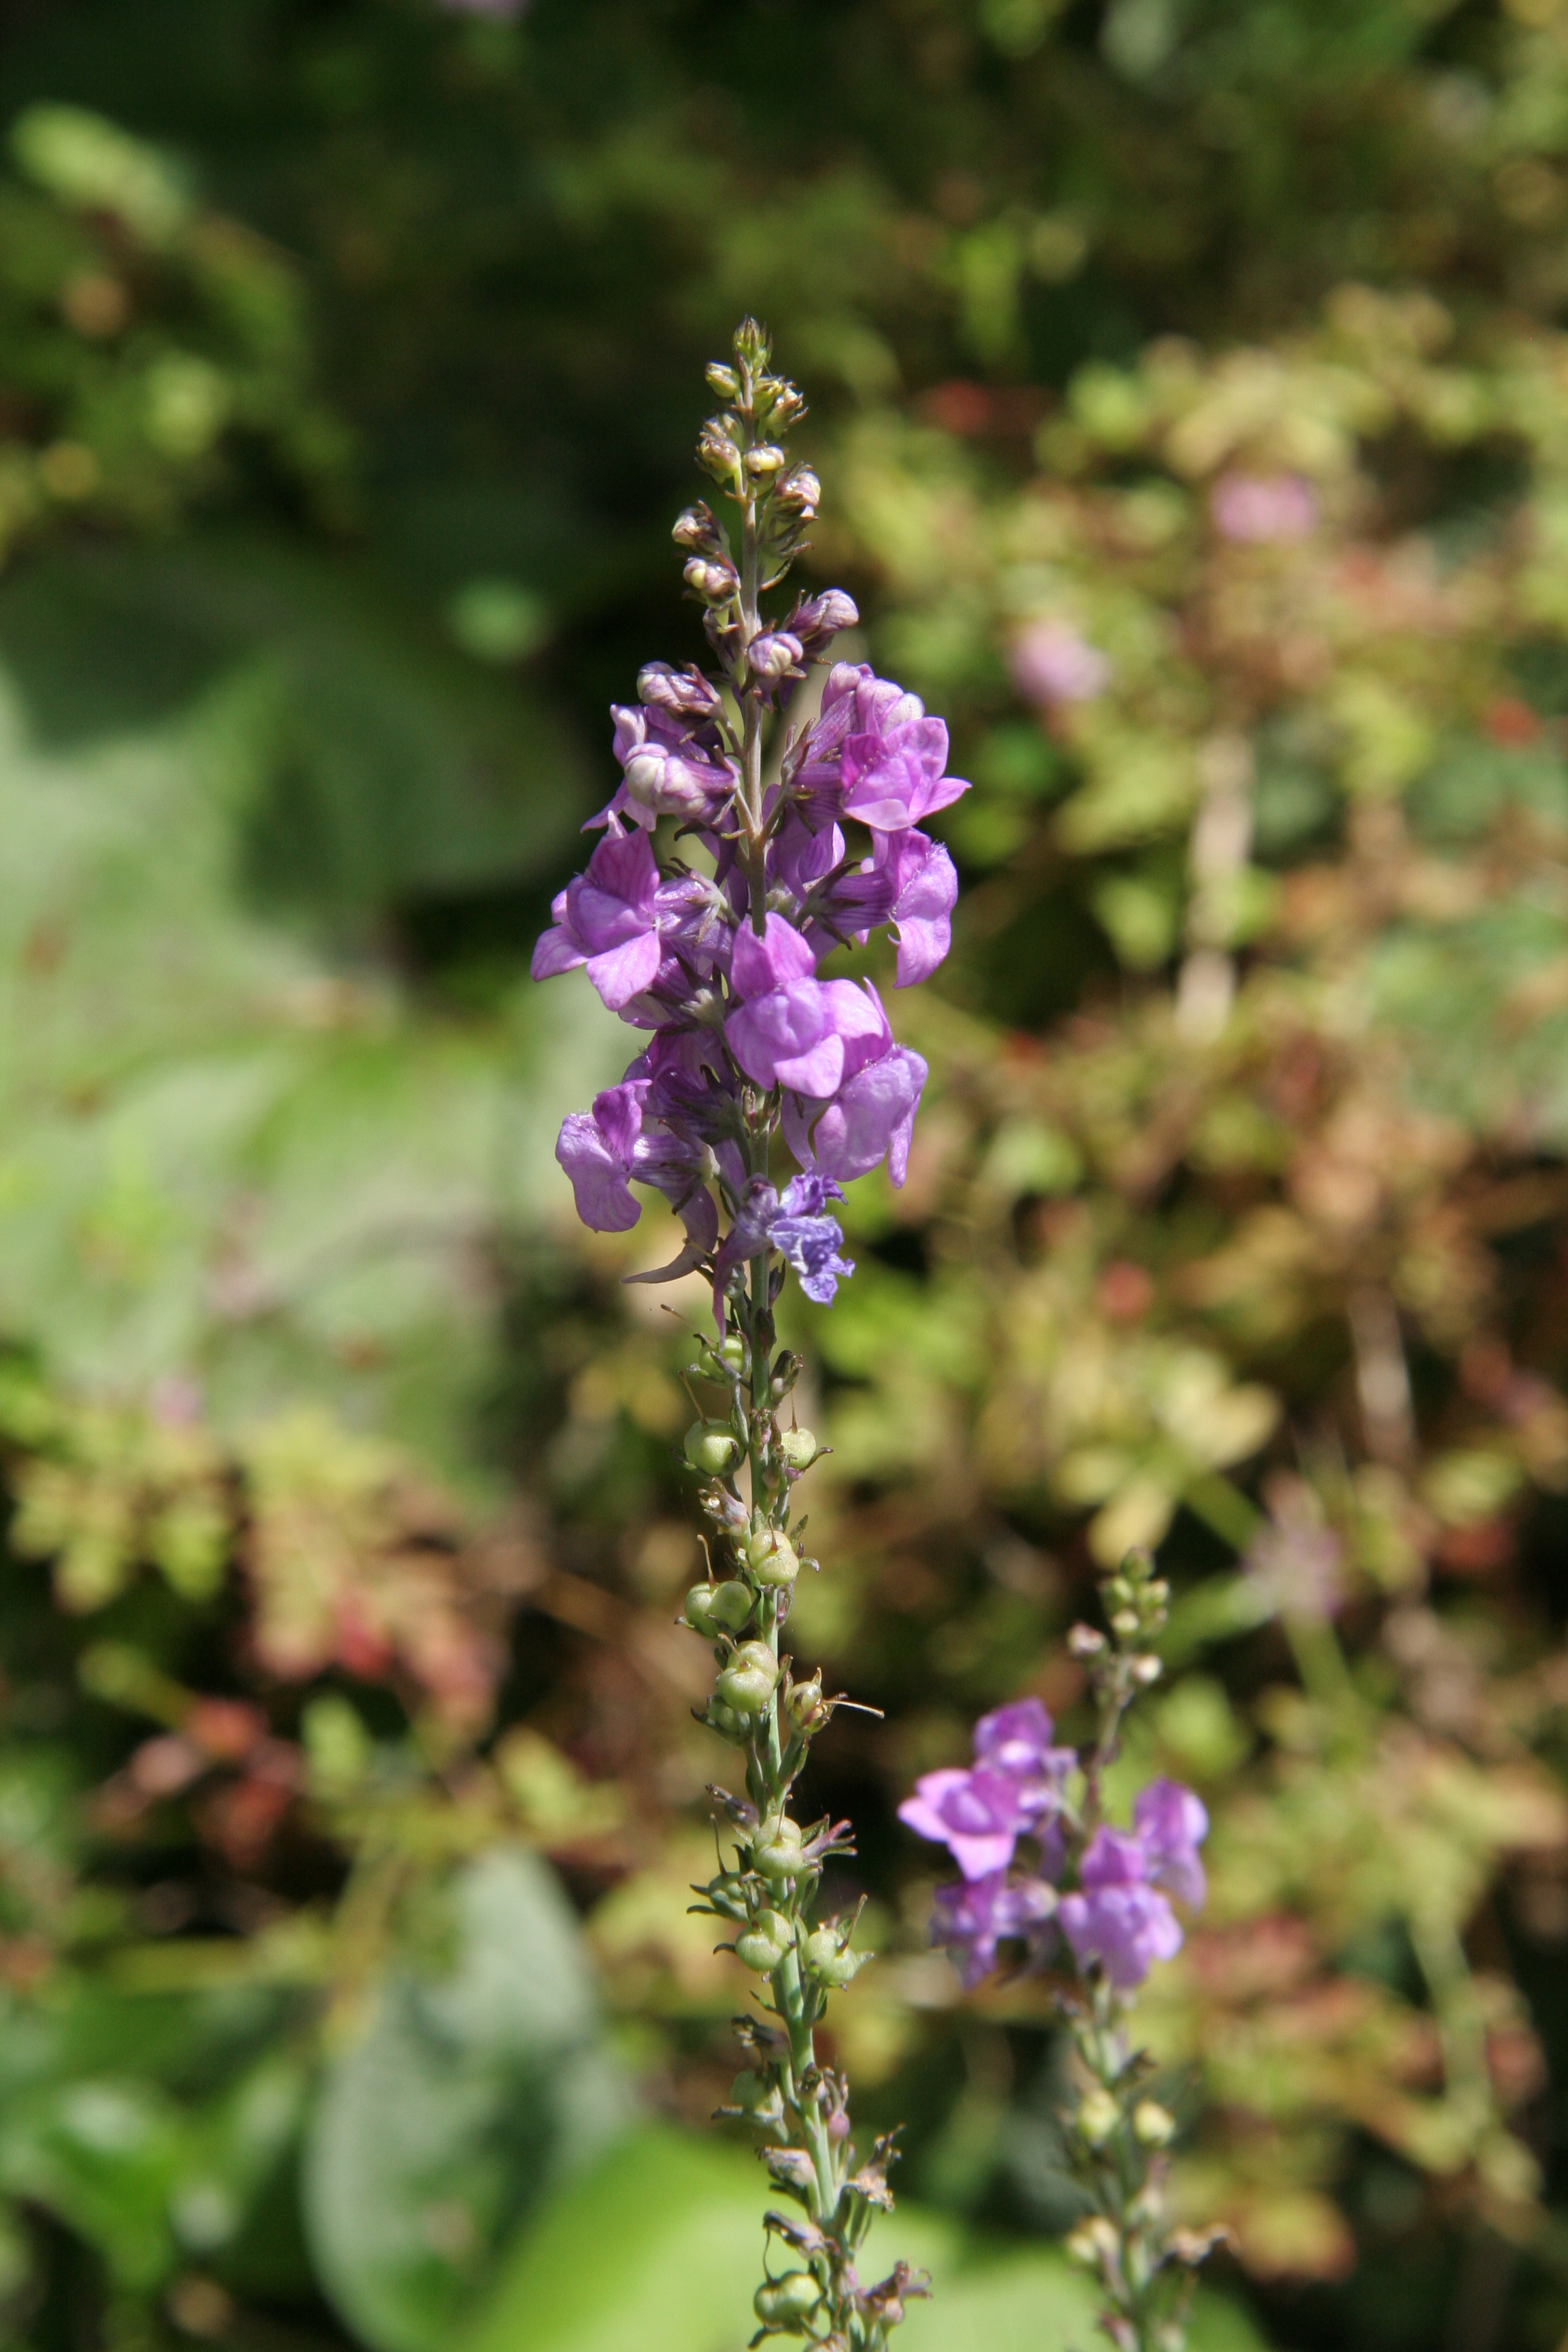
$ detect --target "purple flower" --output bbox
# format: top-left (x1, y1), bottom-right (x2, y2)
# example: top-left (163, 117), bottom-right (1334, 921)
top-left (790, 664), bottom-right (968, 833)
top-left (931, 1870), bottom-right (1057, 1990)
top-left (1210, 472), bottom-right (1317, 544)
top-left (555, 1080), bottom-right (715, 1251)
top-left (725, 916), bottom-right (889, 1098)
top-left (766, 818), bottom-right (895, 957)
top-left (1057, 1827), bottom-right (1183, 1990)
top-left (1010, 621), bottom-right (1111, 707)
top-left (899, 1765), bottom-right (1043, 1879)
top-left (749, 630), bottom-right (805, 684)
top-left (1132, 1778), bottom-right (1209, 1910)
top-left (973, 1698), bottom-right (1077, 1801)
top-left (530, 826), bottom-right (710, 1011)
top-left (781, 1002), bottom-right (928, 1188)
top-left (711, 1171), bottom-right (855, 1317)
top-left (591, 705), bottom-right (737, 832)
top-left (872, 829), bottom-right (959, 987)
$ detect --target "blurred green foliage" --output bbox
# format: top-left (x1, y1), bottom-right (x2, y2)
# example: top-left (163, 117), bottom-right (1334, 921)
top-left (3, 3), bottom-right (1568, 2351)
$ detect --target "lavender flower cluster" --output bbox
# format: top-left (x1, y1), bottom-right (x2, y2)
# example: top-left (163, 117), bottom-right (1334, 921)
top-left (902, 1700), bottom-right (1207, 1991)
top-left (534, 649), bottom-right (965, 1295)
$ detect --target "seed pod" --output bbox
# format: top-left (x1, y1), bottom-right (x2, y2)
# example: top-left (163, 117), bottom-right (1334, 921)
top-left (754, 2272), bottom-right (821, 2328)
top-left (784, 1673), bottom-right (826, 1733)
top-left (706, 1699), bottom-right (751, 1745)
top-left (706, 1580), bottom-right (754, 1633)
top-left (685, 1420), bottom-right (740, 1477)
top-left (801, 1926), bottom-right (864, 1987)
top-left (713, 1333), bottom-right (747, 1375)
top-left (715, 1639), bottom-right (779, 1716)
top-left (685, 1585), bottom-right (719, 1633)
top-left (735, 1908), bottom-right (793, 1972)
top-left (751, 1816), bottom-right (804, 1880)
top-left (747, 1528), bottom-right (800, 1588)
top-left (778, 1427), bottom-right (817, 1471)
top-left (730, 2070), bottom-right (785, 2132)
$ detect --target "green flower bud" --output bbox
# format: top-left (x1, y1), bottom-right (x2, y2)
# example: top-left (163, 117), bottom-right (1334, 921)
top-left (1076, 2088), bottom-right (1120, 2146)
top-left (801, 1926), bottom-right (865, 1987)
top-left (735, 1908), bottom-right (793, 1972)
top-left (754, 2272), bottom-right (821, 2328)
top-left (778, 1427), bottom-right (818, 1471)
top-left (747, 1528), bottom-right (800, 1588)
top-left (685, 1420), bottom-right (740, 1477)
top-left (715, 1639), bottom-right (779, 1716)
top-left (751, 1816), bottom-right (804, 1879)
top-left (705, 362), bottom-right (740, 399)
top-left (745, 443), bottom-right (787, 477)
top-left (734, 317), bottom-right (771, 370)
top-left (1133, 2100), bottom-right (1177, 2147)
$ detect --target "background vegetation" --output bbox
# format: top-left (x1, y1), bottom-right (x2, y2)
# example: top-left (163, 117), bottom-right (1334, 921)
top-left (0, 2), bottom-right (1567, 2347)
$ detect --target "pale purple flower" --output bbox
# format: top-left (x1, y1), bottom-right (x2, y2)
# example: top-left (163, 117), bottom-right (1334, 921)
top-left (789, 663), bottom-right (968, 833)
top-left (872, 829), bottom-right (959, 987)
top-left (1057, 1827), bottom-right (1183, 1991)
top-left (591, 704), bottom-right (737, 832)
top-left (899, 1765), bottom-right (1044, 1879)
top-left (930, 1870), bottom-right (1057, 1990)
top-left (973, 1698), bottom-right (1077, 1804)
top-left (530, 826), bottom-right (709, 1011)
top-left (1210, 472), bottom-right (1317, 544)
top-left (1132, 1778), bottom-right (1209, 1910)
top-left (554, 1080), bottom-right (714, 1247)
top-left (766, 818), bottom-right (896, 957)
top-left (782, 1015), bottom-right (928, 1188)
top-left (725, 916), bottom-right (890, 1099)
top-left (1010, 621), bottom-right (1111, 707)
top-left (711, 1171), bottom-right (854, 1316)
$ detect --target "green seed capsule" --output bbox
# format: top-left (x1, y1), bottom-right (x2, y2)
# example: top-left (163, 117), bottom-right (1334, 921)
top-left (801, 1927), bottom-right (865, 1987)
top-left (747, 1528), bottom-right (800, 1587)
top-left (715, 1638), bottom-right (779, 1716)
top-left (778, 1427), bottom-right (817, 1470)
top-left (751, 1816), bottom-right (804, 1879)
top-left (706, 1700), bottom-right (751, 1745)
top-left (735, 1908), bottom-right (793, 1972)
top-left (707, 1580), bottom-right (754, 1632)
top-left (685, 1420), bottom-right (740, 1477)
top-left (754, 2272), bottom-right (821, 2328)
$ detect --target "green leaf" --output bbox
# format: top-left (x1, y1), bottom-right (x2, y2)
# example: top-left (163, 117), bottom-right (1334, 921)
top-left (305, 1848), bottom-right (628, 2352)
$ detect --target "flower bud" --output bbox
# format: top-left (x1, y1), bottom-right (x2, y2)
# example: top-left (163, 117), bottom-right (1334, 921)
top-left (735, 1908), bottom-right (793, 1972)
top-left (789, 589), bottom-right (858, 646)
top-left (638, 659), bottom-right (721, 717)
top-left (672, 504), bottom-right (722, 552)
top-left (752, 1815), bottom-right (805, 1880)
top-left (770, 1351), bottom-right (804, 1400)
top-left (683, 555), bottom-right (738, 603)
top-left (730, 2069), bottom-right (785, 2132)
top-left (778, 1428), bottom-right (818, 1471)
top-left (775, 465), bottom-right (821, 514)
top-left (706, 362), bottom-right (740, 399)
top-left (1133, 2100), bottom-right (1177, 2147)
top-left (1065, 2217), bottom-right (1119, 2269)
top-left (1067, 1624), bottom-right (1107, 1659)
top-left (748, 630), bottom-right (804, 681)
top-left (698, 420), bottom-right (742, 480)
top-left (1076, 2088), bottom-right (1121, 2146)
top-left (764, 382), bottom-right (805, 430)
top-left (685, 1420), bottom-right (741, 1477)
top-left (734, 316), bottom-right (771, 370)
top-left (754, 2272), bottom-right (821, 2329)
top-left (745, 443), bottom-right (787, 478)
top-left (1130, 1653), bottom-right (1163, 1685)
top-left (784, 1673), bottom-right (826, 1733)
top-left (747, 1528), bottom-right (800, 1587)
top-left (1110, 1607), bottom-right (1141, 1638)
top-left (801, 1926), bottom-right (865, 1987)
top-left (716, 1639), bottom-right (780, 1715)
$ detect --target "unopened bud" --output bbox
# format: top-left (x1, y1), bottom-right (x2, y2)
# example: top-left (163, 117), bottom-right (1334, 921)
top-left (748, 630), bottom-right (804, 681)
top-left (1065, 2217), bottom-right (1119, 2269)
top-left (716, 1640), bottom-right (780, 1716)
top-left (1133, 2100), bottom-right (1177, 2147)
top-left (1130, 1653), bottom-right (1163, 1686)
top-left (779, 1427), bottom-right (818, 1471)
top-left (684, 555), bottom-right (738, 603)
top-left (1067, 1624), bottom-right (1107, 1659)
top-left (672, 506), bottom-right (719, 554)
top-left (789, 589), bottom-right (858, 645)
top-left (745, 442), bottom-right (787, 478)
top-left (685, 1420), bottom-right (740, 1477)
top-left (754, 2272), bottom-right (820, 2328)
top-left (735, 1908), bottom-right (793, 1973)
top-left (733, 316), bottom-right (771, 370)
top-left (1076, 2088), bottom-right (1121, 2146)
top-left (705, 362), bottom-right (740, 399)
top-left (747, 1528), bottom-right (800, 1588)
top-left (770, 1351), bottom-right (804, 1399)
top-left (775, 464), bottom-right (820, 514)
top-left (802, 1926), bottom-right (865, 1987)
top-left (698, 421), bottom-right (742, 480)
top-left (752, 1816), bottom-right (805, 1880)
top-left (1110, 1608), bottom-right (1141, 1639)
top-left (638, 659), bottom-right (721, 717)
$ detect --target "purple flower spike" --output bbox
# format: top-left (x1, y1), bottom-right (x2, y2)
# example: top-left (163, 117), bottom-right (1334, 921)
top-left (931, 1870), bottom-right (1057, 1990)
top-left (1132, 1778), bottom-right (1209, 1910)
top-left (898, 1764), bottom-right (1040, 1880)
top-left (1057, 1827), bottom-right (1183, 1990)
